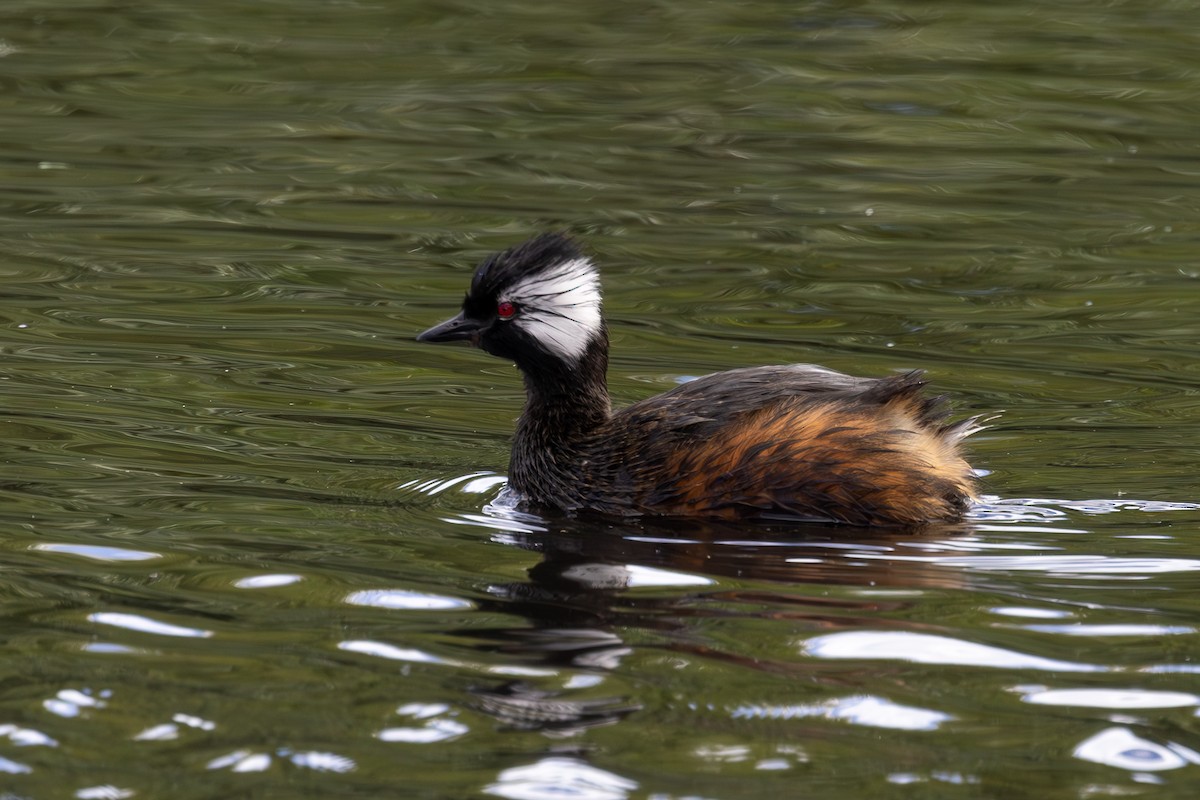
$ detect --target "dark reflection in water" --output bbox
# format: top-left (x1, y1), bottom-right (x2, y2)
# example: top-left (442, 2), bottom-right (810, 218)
top-left (446, 493), bottom-right (1200, 751)
top-left (463, 511), bottom-right (947, 738)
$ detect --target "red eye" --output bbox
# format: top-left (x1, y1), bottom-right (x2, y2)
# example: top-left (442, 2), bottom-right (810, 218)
top-left (496, 301), bottom-right (516, 319)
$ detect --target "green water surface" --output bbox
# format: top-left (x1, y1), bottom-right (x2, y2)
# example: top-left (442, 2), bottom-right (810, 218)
top-left (1, 1), bottom-right (1199, 798)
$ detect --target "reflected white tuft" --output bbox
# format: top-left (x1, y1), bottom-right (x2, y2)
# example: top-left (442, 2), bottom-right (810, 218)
top-left (501, 257), bottom-right (601, 362)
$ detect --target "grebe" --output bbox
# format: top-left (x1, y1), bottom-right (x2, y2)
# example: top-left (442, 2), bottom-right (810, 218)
top-left (417, 234), bottom-right (983, 527)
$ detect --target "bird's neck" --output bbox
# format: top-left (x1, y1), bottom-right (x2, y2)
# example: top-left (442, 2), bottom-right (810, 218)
top-left (508, 332), bottom-right (611, 504)
top-left (516, 333), bottom-right (611, 443)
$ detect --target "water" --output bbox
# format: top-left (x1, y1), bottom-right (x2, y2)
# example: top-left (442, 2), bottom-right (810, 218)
top-left (2, 0), bottom-right (1200, 797)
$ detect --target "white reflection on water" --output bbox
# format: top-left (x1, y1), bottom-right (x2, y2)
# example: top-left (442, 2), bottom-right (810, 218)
top-left (990, 606), bottom-right (1074, 619)
top-left (731, 695), bottom-right (952, 731)
top-left (378, 718), bottom-right (469, 743)
top-left (456, 512), bottom-right (548, 535)
top-left (397, 471), bottom-right (506, 496)
top-left (285, 750), bottom-right (356, 773)
top-left (75, 786), bottom-right (134, 799)
top-left (338, 640), bottom-right (444, 664)
top-left (378, 702), bottom-right (469, 743)
top-left (888, 771), bottom-right (981, 786)
top-left (88, 612), bottom-right (213, 638)
top-left (207, 746), bottom-right (355, 774)
top-left (1017, 624), bottom-right (1194, 636)
top-left (44, 688), bottom-right (111, 718)
top-left (0, 723), bottom-right (57, 747)
top-left (485, 757), bottom-right (638, 800)
top-left (625, 564), bottom-right (714, 587)
top-left (802, 631), bottom-right (1105, 672)
top-left (558, 563), bottom-right (714, 590)
top-left (344, 589), bottom-right (473, 610)
top-left (972, 497), bottom-right (1200, 522)
top-left (133, 712), bottom-right (216, 741)
top-left (206, 750), bottom-right (271, 773)
top-left (693, 744), bottom-right (750, 762)
top-left (338, 640), bottom-right (556, 677)
top-left (1019, 688), bottom-right (1200, 709)
top-left (462, 475), bottom-right (510, 494)
top-left (1143, 664), bottom-right (1200, 675)
top-left (864, 553), bottom-right (1200, 577)
top-left (396, 702), bottom-right (449, 719)
top-left (33, 543), bottom-right (161, 562)
top-left (81, 643), bottom-right (142, 655)
top-left (234, 574), bottom-right (302, 589)
top-left (132, 723), bottom-right (178, 742)
top-left (1074, 727), bottom-right (1200, 771)
top-left (0, 755), bottom-right (31, 775)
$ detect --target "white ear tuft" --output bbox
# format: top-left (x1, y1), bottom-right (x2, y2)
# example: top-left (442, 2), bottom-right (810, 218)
top-left (501, 257), bottom-right (602, 362)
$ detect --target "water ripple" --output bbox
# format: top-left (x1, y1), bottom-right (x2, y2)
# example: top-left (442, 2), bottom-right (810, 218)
top-left (867, 553), bottom-right (1200, 577)
top-left (972, 497), bottom-right (1200, 522)
top-left (1018, 624), bottom-right (1193, 637)
top-left (338, 640), bottom-right (556, 678)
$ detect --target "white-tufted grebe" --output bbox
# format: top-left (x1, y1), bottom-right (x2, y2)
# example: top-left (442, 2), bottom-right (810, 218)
top-left (417, 234), bottom-right (983, 527)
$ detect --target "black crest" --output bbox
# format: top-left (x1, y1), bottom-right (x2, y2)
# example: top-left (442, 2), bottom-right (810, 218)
top-left (469, 233), bottom-right (584, 300)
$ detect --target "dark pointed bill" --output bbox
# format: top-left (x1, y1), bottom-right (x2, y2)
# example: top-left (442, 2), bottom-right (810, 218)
top-left (416, 312), bottom-right (482, 344)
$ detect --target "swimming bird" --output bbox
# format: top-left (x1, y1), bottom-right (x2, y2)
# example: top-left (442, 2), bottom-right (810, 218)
top-left (417, 234), bottom-right (983, 526)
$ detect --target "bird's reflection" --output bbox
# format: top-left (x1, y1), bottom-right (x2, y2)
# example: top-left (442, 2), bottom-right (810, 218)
top-left (456, 508), bottom-right (973, 736)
